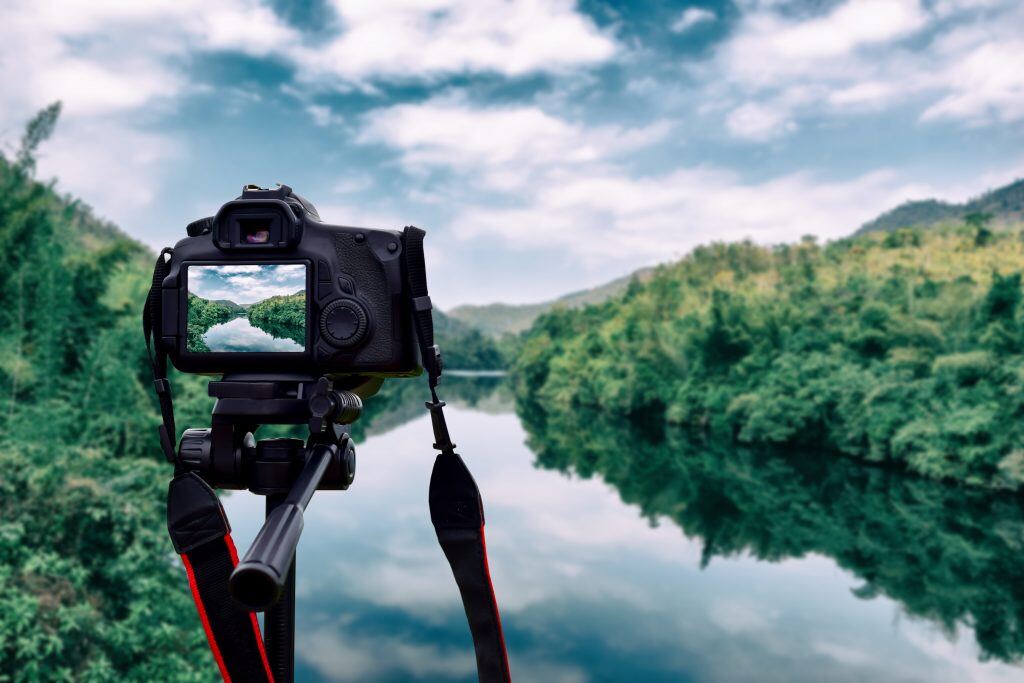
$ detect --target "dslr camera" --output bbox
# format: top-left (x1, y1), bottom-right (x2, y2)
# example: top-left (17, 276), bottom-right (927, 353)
top-left (156, 183), bottom-right (421, 378)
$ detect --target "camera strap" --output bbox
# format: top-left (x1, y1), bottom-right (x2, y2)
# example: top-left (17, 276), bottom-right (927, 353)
top-left (142, 248), bottom-right (178, 463)
top-left (403, 226), bottom-right (513, 683)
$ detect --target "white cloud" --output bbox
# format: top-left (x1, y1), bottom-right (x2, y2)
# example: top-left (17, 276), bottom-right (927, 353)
top-left (671, 7), bottom-right (716, 34)
top-left (726, 101), bottom-right (796, 141)
top-left (718, 0), bottom-right (928, 87)
top-left (702, 0), bottom-right (1024, 140)
top-left (360, 96), bottom-right (673, 192)
top-left (920, 40), bottom-right (1024, 125)
top-left (292, 0), bottom-right (616, 85)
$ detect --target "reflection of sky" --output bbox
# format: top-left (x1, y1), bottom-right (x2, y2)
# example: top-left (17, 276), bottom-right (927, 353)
top-left (189, 264), bottom-right (305, 305)
top-left (202, 317), bottom-right (303, 352)
top-left (223, 404), bottom-right (1024, 683)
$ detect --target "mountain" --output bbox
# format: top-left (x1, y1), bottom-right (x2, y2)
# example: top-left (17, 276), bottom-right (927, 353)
top-left (448, 267), bottom-right (655, 338)
top-left (211, 299), bottom-right (247, 313)
top-left (856, 178), bottom-right (1024, 235)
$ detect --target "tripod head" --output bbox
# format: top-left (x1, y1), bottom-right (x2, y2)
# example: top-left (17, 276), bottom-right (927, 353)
top-left (171, 374), bottom-right (368, 609)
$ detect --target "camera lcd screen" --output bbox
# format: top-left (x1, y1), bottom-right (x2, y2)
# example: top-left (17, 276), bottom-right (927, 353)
top-left (186, 264), bottom-right (307, 353)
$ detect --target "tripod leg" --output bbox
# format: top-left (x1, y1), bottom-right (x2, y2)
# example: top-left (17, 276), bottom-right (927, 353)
top-left (263, 494), bottom-right (296, 683)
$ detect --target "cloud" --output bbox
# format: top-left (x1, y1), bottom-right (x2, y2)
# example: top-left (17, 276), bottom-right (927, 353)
top-left (359, 96), bottom-right (673, 192)
top-left (920, 39), bottom-right (1024, 125)
top-left (702, 0), bottom-right (1024, 141)
top-left (291, 0), bottom-right (617, 85)
top-left (671, 7), bottom-right (716, 34)
top-left (726, 101), bottom-right (796, 141)
top-left (190, 264), bottom-right (305, 303)
top-left (360, 97), bottom-right (1023, 270)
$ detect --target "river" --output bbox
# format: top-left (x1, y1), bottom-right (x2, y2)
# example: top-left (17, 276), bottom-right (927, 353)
top-left (202, 316), bottom-right (304, 352)
top-left (222, 378), bottom-right (1024, 683)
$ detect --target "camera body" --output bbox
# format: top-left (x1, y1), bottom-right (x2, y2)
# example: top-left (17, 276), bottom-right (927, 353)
top-left (158, 184), bottom-right (421, 377)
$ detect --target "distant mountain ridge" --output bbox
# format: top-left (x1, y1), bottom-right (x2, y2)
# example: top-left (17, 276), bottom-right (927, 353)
top-left (856, 178), bottom-right (1024, 235)
top-left (448, 267), bottom-right (654, 338)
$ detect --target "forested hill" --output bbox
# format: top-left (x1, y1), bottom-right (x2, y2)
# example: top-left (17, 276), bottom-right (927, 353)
top-left (515, 225), bottom-right (1024, 490)
top-left (856, 178), bottom-right (1024, 235)
top-left (0, 106), bottom-right (213, 679)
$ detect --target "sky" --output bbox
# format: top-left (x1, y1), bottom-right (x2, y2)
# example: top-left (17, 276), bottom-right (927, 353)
top-left (190, 263), bottom-right (306, 304)
top-left (1, 0), bottom-right (1022, 307)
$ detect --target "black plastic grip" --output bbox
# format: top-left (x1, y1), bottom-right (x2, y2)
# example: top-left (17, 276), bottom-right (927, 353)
top-left (229, 443), bottom-right (333, 610)
top-left (230, 503), bottom-right (304, 610)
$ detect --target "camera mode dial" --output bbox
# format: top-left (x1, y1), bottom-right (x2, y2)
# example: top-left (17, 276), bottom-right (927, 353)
top-left (320, 298), bottom-right (369, 348)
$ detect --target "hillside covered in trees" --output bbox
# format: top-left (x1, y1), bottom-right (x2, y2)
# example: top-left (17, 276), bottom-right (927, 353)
top-left (247, 292), bottom-right (305, 345)
top-left (0, 106), bottom-right (214, 680)
top-left (516, 223), bottom-right (1024, 490)
top-left (186, 294), bottom-right (236, 352)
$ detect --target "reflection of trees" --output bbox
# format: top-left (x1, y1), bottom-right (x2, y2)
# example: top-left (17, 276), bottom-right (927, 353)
top-left (248, 293), bottom-right (304, 345)
top-left (186, 294), bottom-right (235, 352)
top-left (517, 401), bottom-right (1024, 663)
top-left (352, 375), bottom-right (506, 441)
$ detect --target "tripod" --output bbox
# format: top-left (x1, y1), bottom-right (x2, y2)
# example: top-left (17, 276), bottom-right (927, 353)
top-left (173, 373), bottom-right (368, 683)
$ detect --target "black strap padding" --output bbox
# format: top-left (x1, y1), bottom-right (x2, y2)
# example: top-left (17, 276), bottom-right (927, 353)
top-left (168, 473), bottom-right (274, 683)
top-left (167, 472), bottom-right (231, 554)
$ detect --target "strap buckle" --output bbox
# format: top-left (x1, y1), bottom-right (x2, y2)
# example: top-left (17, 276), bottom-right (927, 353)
top-left (425, 344), bottom-right (443, 384)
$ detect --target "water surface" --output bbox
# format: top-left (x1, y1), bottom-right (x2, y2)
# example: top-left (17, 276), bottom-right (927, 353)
top-left (203, 317), bottom-right (303, 352)
top-left (223, 379), bottom-right (1024, 682)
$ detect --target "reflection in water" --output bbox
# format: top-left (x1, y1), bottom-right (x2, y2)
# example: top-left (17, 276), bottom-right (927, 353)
top-left (220, 379), bottom-right (1024, 682)
top-left (203, 317), bottom-right (304, 352)
top-left (519, 399), bottom-right (1024, 666)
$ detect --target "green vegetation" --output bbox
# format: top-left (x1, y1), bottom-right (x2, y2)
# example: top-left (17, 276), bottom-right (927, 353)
top-left (516, 225), bottom-right (1024, 489)
top-left (186, 294), bottom-right (236, 352)
top-left (247, 292), bottom-right (305, 346)
top-left (0, 106), bottom-right (215, 680)
top-left (433, 310), bottom-right (506, 369)
top-left (518, 405), bottom-right (1024, 662)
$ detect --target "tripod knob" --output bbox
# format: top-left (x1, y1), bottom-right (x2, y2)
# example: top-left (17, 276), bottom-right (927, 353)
top-left (307, 378), bottom-right (363, 433)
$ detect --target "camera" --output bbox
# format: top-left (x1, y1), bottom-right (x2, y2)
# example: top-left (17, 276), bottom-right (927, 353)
top-left (157, 184), bottom-right (421, 377)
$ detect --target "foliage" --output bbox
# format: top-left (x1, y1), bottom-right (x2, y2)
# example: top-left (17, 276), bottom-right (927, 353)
top-left (518, 404), bottom-right (1024, 663)
top-left (247, 292), bottom-right (305, 346)
top-left (515, 228), bottom-right (1024, 489)
top-left (185, 295), bottom-right (236, 352)
top-left (0, 110), bottom-right (217, 680)
top-left (432, 310), bottom-right (506, 370)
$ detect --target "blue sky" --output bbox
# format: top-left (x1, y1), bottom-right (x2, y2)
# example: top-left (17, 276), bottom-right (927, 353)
top-left (1, 0), bottom-right (1022, 306)
top-left (190, 264), bottom-right (306, 304)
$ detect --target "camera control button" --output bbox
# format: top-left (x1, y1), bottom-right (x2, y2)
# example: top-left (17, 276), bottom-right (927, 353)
top-left (320, 299), bottom-right (368, 348)
top-left (318, 260), bottom-right (331, 281)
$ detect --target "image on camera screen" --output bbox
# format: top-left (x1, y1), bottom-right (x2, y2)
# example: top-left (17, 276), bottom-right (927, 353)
top-left (186, 264), bottom-right (306, 353)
